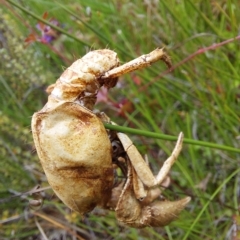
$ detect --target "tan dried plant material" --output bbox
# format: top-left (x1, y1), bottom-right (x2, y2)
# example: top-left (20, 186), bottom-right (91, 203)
top-left (31, 48), bottom-right (190, 228)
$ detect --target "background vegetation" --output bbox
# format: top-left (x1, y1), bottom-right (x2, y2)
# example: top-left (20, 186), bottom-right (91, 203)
top-left (0, 0), bottom-right (239, 239)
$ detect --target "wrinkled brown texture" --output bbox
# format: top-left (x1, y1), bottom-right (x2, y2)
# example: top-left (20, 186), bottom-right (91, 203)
top-left (116, 157), bottom-right (191, 228)
top-left (102, 120), bottom-right (190, 228)
top-left (47, 49), bottom-right (119, 110)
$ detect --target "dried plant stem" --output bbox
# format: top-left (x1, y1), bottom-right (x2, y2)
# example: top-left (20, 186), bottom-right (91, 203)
top-left (33, 212), bottom-right (84, 240)
top-left (170, 35), bottom-right (240, 72)
top-left (34, 218), bottom-right (48, 240)
top-left (140, 35), bottom-right (240, 91)
top-left (99, 48), bottom-right (171, 80)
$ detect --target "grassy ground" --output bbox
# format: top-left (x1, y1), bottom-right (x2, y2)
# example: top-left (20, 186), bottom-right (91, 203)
top-left (0, 0), bottom-right (240, 239)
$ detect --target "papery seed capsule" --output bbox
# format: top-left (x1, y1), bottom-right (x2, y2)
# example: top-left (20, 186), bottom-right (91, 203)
top-left (32, 50), bottom-right (120, 215)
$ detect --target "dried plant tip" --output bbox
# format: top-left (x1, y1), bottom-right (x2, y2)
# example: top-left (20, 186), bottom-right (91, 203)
top-left (149, 196), bottom-right (191, 227)
top-left (99, 48), bottom-right (172, 80)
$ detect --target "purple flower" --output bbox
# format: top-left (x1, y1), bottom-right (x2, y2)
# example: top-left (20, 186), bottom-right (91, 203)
top-left (25, 12), bottom-right (61, 46)
top-left (36, 18), bottom-right (60, 43)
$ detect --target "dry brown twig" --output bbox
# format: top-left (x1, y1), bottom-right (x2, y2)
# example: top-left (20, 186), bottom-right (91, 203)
top-left (100, 48), bottom-right (172, 80)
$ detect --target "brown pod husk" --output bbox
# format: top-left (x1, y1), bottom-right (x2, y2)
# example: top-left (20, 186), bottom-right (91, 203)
top-left (32, 102), bottom-right (114, 214)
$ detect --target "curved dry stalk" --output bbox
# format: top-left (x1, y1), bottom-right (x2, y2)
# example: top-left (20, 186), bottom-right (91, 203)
top-left (99, 48), bottom-right (171, 80)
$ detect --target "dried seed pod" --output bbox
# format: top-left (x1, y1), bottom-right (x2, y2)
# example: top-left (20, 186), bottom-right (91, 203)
top-left (32, 48), bottom-right (191, 227)
top-left (32, 50), bottom-right (120, 215)
top-left (46, 49), bottom-right (119, 110)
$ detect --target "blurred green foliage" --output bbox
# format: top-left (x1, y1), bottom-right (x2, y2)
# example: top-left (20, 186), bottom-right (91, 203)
top-left (0, 0), bottom-right (240, 239)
